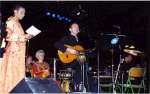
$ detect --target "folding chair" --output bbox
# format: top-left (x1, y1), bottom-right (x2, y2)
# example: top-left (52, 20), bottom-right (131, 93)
top-left (124, 67), bottom-right (145, 93)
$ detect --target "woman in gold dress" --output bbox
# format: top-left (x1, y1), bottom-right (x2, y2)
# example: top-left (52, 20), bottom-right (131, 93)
top-left (31, 50), bottom-right (50, 78)
top-left (0, 5), bottom-right (32, 92)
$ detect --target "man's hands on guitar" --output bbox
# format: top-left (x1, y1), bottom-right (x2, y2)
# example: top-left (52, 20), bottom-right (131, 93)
top-left (66, 47), bottom-right (79, 54)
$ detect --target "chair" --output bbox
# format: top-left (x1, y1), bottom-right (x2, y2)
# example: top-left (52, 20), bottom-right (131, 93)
top-left (98, 75), bottom-right (121, 93)
top-left (124, 67), bottom-right (145, 93)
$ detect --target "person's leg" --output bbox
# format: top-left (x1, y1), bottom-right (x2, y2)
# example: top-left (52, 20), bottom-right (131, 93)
top-left (68, 61), bottom-right (82, 91)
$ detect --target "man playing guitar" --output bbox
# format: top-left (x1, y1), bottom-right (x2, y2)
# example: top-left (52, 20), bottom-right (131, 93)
top-left (55, 22), bottom-right (87, 92)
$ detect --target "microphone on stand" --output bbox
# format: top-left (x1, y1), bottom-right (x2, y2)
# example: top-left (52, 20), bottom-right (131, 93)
top-left (121, 58), bottom-right (125, 64)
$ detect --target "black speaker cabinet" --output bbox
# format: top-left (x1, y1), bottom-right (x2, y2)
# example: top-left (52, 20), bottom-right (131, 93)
top-left (11, 77), bottom-right (63, 93)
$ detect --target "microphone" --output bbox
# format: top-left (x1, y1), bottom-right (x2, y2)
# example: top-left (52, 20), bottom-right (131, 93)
top-left (121, 58), bottom-right (125, 63)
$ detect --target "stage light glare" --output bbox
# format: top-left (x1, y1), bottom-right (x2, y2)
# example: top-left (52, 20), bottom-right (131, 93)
top-left (58, 17), bottom-right (62, 20)
top-left (57, 15), bottom-right (60, 18)
top-left (68, 19), bottom-right (72, 22)
top-left (65, 18), bottom-right (68, 21)
top-left (46, 12), bottom-right (51, 16)
top-left (52, 14), bottom-right (56, 18)
top-left (77, 12), bottom-right (81, 15)
top-left (61, 16), bottom-right (65, 19)
top-left (111, 37), bottom-right (119, 45)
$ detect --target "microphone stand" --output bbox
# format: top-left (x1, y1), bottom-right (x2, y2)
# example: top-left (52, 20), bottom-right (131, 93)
top-left (114, 44), bottom-right (125, 94)
top-left (111, 47), bottom-right (116, 94)
top-left (80, 62), bottom-right (86, 92)
top-left (78, 53), bottom-right (87, 92)
top-left (53, 58), bottom-right (57, 80)
top-left (97, 44), bottom-right (101, 93)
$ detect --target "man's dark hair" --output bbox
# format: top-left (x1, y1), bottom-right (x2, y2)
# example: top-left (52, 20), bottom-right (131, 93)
top-left (13, 5), bottom-right (24, 11)
top-left (69, 22), bottom-right (79, 28)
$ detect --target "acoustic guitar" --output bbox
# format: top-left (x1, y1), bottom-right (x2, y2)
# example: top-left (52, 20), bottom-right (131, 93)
top-left (57, 44), bottom-right (85, 64)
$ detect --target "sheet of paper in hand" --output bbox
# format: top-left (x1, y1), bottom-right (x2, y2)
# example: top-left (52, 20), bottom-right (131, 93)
top-left (26, 25), bottom-right (41, 37)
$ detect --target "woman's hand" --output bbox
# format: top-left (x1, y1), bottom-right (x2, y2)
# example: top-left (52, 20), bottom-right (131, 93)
top-left (25, 34), bottom-right (33, 40)
top-left (43, 69), bottom-right (49, 73)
